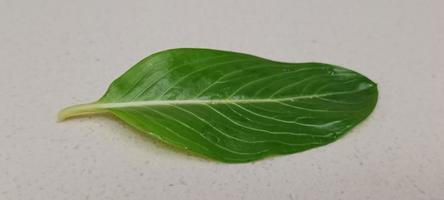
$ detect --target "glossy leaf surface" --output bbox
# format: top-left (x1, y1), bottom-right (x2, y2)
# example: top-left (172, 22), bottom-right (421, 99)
top-left (59, 48), bottom-right (378, 163)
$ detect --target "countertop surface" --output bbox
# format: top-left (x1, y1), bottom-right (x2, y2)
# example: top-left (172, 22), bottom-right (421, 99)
top-left (1, 0), bottom-right (443, 199)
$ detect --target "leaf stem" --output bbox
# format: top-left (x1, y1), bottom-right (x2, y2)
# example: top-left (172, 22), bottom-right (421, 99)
top-left (58, 103), bottom-right (108, 121)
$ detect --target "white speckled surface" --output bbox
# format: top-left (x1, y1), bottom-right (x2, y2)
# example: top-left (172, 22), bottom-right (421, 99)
top-left (1, 0), bottom-right (443, 199)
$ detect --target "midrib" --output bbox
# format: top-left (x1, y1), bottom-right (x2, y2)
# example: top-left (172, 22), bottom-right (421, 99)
top-left (58, 88), bottom-right (369, 121)
top-left (96, 90), bottom-right (360, 109)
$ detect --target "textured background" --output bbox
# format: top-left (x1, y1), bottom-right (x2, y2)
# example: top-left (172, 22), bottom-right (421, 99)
top-left (1, 0), bottom-right (443, 199)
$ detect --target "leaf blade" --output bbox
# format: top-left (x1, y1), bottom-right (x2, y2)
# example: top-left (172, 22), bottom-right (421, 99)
top-left (60, 48), bottom-right (378, 163)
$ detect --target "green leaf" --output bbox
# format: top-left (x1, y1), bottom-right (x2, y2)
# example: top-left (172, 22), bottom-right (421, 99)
top-left (59, 48), bottom-right (378, 163)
